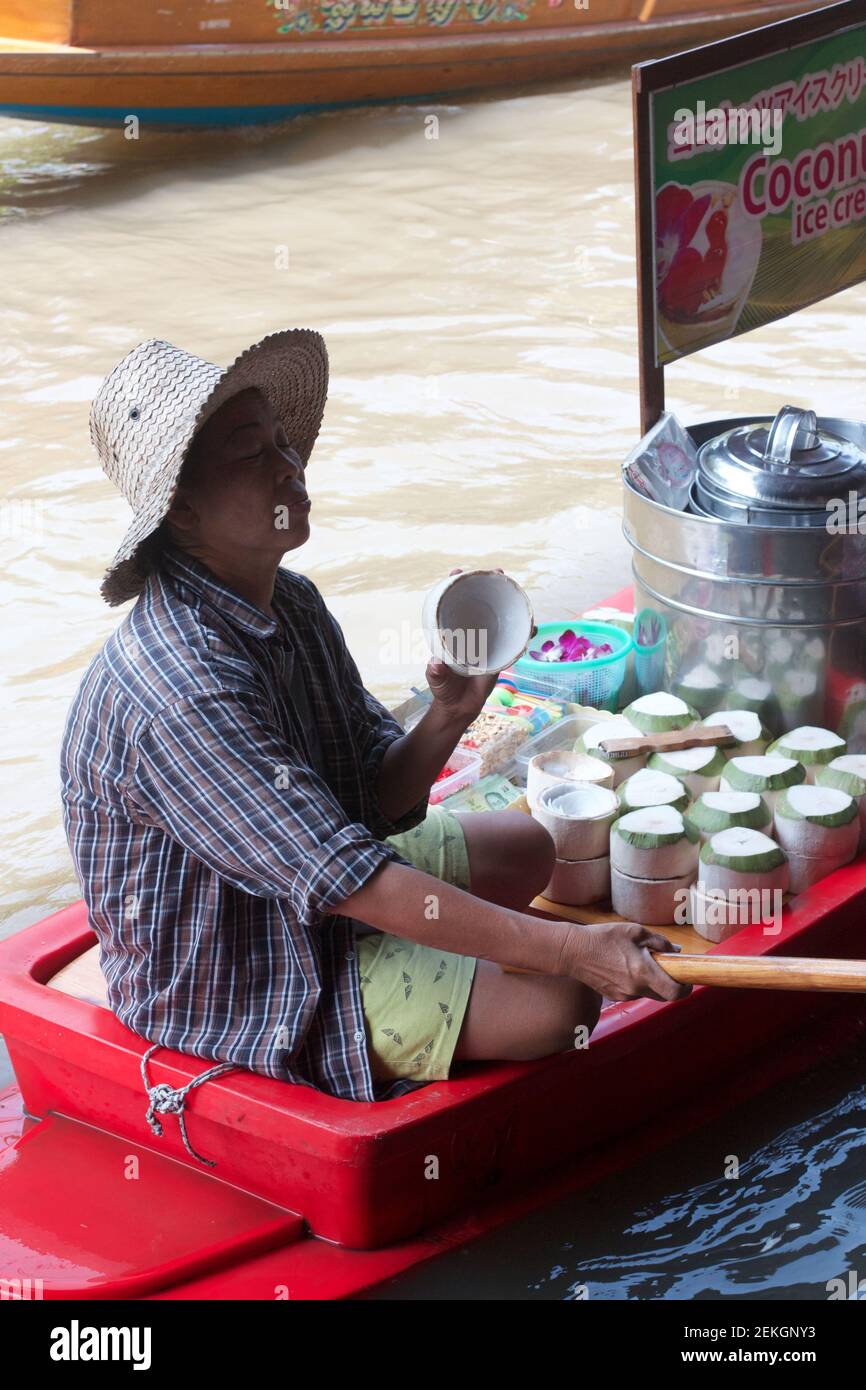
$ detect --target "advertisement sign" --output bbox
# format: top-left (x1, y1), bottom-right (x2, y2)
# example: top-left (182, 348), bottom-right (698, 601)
top-left (633, 1), bottom-right (866, 424)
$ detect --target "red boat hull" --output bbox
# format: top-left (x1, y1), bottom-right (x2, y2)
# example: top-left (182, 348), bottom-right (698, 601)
top-left (2, 588), bottom-right (866, 1298)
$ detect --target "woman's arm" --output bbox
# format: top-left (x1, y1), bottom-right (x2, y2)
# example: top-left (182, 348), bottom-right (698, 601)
top-left (338, 860), bottom-right (690, 1003)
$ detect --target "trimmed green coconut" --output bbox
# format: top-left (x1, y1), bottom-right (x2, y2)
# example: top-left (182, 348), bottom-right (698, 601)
top-left (700, 827), bottom-right (786, 875)
top-left (773, 784), bottom-right (859, 861)
top-left (815, 755), bottom-right (866, 799)
top-left (647, 745), bottom-right (727, 797)
top-left (685, 790), bottom-right (771, 839)
top-left (624, 692), bottom-right (697, 734)
top-left (701, 708), bottom-right (769, 757)
top-left (720, 755), bottom-right (806, 796)
top-left (723, 677), bottom-right (773, 716)
top-left (610, 806), bottom-right (699, 880)
top-left (775, 783), bottom-right (857, 829)
top-left (616, 767), bottom-right (690, 814)
top-left (577, 718), bottom-right (641, 760)
top-left (576, 718), bottom-right (646, 786)
top-left (766, 726), bottom-right (846, 772)
top-left (612, 805), bottom-right (698, 849)
top-left (673, 665), bottom-right (725, 716)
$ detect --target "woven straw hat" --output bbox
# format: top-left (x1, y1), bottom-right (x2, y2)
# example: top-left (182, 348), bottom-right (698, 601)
top-left (90, 329), bottom-right (328, 605)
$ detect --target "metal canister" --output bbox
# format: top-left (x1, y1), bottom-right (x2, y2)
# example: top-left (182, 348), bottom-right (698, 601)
top-left (622, 407), bottom-right (866, 740)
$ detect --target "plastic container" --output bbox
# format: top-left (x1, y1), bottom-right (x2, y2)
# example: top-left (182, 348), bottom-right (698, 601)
top-left (507, 715), bottom-right (589, 787)
top-left (633, 609), bottom-right (667, 695)
top-left (459, 710), bottom-right (535, 777)
top-left (512, 621), bottom-right (632, 709)
top-left (429, 745), bottom-right (482, 805)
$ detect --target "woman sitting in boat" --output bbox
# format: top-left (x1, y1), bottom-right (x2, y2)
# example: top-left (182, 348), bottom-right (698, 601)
top-left (60, 329), bottom-right (689, 1104)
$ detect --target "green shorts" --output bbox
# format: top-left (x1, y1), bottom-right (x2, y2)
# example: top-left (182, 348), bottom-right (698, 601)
top-left (357, 806), bottom-right (477, 1085)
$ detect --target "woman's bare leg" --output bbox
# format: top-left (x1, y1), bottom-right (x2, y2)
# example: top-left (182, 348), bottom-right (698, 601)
top-left (453, 960), bottom-right (602, 1063)
top-left (451, 809), bottom-right (556, 911)
top-left (447, 811), bottom-right (601, 1062)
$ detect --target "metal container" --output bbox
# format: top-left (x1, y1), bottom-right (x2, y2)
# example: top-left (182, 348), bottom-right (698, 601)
top-left (622, 407), bottom-right (866, 741)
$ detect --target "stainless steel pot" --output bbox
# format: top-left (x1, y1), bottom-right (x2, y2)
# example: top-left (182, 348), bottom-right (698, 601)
top-left (622, 410), bottom-right (866, 739)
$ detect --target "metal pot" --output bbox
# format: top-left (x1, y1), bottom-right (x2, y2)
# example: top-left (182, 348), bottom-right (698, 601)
top-left (691, 406), bottom-right (866, 528)
top-left (622, 407), bottom-right (866, 739)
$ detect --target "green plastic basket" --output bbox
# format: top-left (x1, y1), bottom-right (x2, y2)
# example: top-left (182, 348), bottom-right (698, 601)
top-left (513, 621), bottom-right (633, 710)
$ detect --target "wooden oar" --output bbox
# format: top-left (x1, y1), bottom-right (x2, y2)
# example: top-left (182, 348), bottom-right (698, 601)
top-left (653, 952), bottom-right (866, 992)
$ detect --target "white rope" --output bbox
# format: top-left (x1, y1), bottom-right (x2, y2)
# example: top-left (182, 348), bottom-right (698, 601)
top-left (140, 1044), bottom-right (237, 1167)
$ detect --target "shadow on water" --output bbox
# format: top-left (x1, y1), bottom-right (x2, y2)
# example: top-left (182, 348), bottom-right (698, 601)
top-left (362, 1031), bottom-right (866, 1300)
top-left (0, 70), bottom-right (626, 222)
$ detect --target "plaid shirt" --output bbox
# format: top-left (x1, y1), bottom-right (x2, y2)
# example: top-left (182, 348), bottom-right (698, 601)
top-left (60, 546), bottom-right (430, 1102)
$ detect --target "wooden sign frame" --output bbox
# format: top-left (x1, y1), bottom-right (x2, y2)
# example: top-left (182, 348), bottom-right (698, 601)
top-left (632, 0), bottom-right (864, 434)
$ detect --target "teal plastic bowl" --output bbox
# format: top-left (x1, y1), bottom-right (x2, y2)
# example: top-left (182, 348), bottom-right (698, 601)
top-left (513, 620), bottom-right (633, 710)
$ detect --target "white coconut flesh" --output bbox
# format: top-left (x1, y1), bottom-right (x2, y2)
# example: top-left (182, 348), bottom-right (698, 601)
top-left (773, 784), bottom-right (860, 860)
top-left (580, 719), bottom-right (641, 753)
top-left (702, 709), bottom-right (766, 751)
top-left (768, 727), bottom-right (846, 767)
top-left (610, 806), bottom-right (698, 879)
top-left (651, 745), bottom-right (720, 773)
top-left (617, 768), bottom-right (690, 811)
top-left (625, 692), bottom-right (695, 734)
top-left (699, 827), bottom-right (789, 893)
top-left (720, 755), bottom-right (805, 796)
top-left (543, 784), bottom-right (616, 820)
top-left (733, 678), bottom-right (772, 707)
top-left (815, 755), bottom-right (866, 798)
top-left (685, 790), bottom-right (771, 838)
top-left (577, 719), bottom-right (646, 786)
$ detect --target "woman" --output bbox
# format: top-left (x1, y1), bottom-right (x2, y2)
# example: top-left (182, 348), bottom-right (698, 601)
top-left (61, 328), bottom-right (687, 1108)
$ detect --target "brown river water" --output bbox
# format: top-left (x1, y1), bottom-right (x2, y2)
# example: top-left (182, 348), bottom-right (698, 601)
top-left (1, 72), bottom-right (865, 1299)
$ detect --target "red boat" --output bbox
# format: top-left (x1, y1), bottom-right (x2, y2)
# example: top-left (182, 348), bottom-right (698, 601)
top-left (2, 587), bottom-right (866, 1301)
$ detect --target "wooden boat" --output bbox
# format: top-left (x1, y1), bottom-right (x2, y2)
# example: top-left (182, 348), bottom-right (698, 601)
top-left (1, 583), bottom-right (865, 1300)
top-left (0, 0), bottom-right (830, 129)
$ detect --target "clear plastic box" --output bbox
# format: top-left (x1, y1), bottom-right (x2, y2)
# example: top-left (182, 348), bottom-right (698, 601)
top-left (505, 715), bottom-right (588, 787)
top-left (429, 745), bottom-right (482, 805)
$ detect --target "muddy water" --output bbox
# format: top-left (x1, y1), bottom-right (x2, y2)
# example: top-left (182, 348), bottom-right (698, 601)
top-left (1, 75), bottom-right (865, 1297)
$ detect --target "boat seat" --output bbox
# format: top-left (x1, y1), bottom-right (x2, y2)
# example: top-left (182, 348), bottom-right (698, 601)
top-left (49, 943), bottom-right (108, 1008)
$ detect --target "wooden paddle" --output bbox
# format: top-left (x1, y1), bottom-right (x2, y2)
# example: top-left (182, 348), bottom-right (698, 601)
top-left (652, 952), bottom-right (866, 992)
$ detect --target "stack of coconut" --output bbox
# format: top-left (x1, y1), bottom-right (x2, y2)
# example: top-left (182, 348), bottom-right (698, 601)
top-left (528, 690), bottom-right (866, 941)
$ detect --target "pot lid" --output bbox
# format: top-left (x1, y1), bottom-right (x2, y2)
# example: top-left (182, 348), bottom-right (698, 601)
top-left (696, 406), bottom-right (866, 515)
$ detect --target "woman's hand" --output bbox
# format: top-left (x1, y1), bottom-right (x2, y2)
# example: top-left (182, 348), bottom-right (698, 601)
top-left (426, 567), bottom-right (537, 725)
top-left (563, 920), bottom-right (692, 1003)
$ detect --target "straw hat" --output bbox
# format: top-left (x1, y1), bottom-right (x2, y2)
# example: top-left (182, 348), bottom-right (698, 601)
top-left (90, 329), bottom-right (329, 605)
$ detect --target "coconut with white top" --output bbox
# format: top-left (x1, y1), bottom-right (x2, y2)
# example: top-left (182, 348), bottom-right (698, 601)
top-left (701, 708), bottom-right (769, 759)
top-left (724, 677), bottom-right (774, 717)
top-left (646, 744), bottom-right (727, 798)
top-left (765, 727), bottom-right (847, 783)
top-left (624, 692), bottom-right (697, 734)
top-left (699, 828), bottom-right (789, 894)
top-left (719, 755), bottom-right (806, 811)
top-left (577, 718), bottom-right (646, 786)
top-left (688, 881), bottom-right (780, 943)
top-left (616, 767), bottom-right (690, 815)
top-left (610, 805), bottom-right (699, 879)
top-left (533, 781), bottom-right (618, 861)
top-left (773, 784), bottom-right (860, 860)
top-left (815, 755), bottom-right (866, 850)
top-left (674, 665), bottom-right (725, 716)
top-left (684, 790), bottom-right (773, 844)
